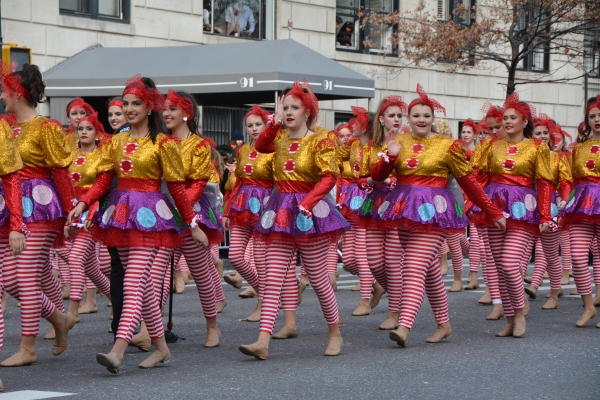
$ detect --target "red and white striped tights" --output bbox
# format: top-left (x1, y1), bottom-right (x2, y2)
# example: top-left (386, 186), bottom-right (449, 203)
top-left (531, 231), bottom-right (562, 290)
top-left (151, 247), bottom-right (173, 309)
top-left (468, 224), bottom-right (481, 273)
top-left (0, 238), bottom-right (8, 348)
top-left (53, 245), bottom-right (71, 286)
top-left (486, 227), bottom-right (534, 317)
top-left (478, 227), bottom-right (502, 303)
top-left (115, 247), bottom-right (163, 341)
top-left (228, 225), bottom-right (260, 287)
top-left (260, 235), bottom-right (339, 334)
top-left (2, 231), bottom-right (60, 336)
top-left (354, 228), bottom-right (376, 300)
top-left (208, 243), bottom-right (225, 302)
top-left (96, 243), bottom-right (111, 278)
top-left (447, 231), bottom-right (469, 272)
top-left (67, 231), bottom-right (111, 301)
top-left (42, 255), bottom-right (65, 313)
top-left (560, 229), bottom-right (572, 272)
top-left (569, 223), bottom-right (598, 296)
top-left (397, 231), bottom-right (449, 329)
top-left (592, 238), bottom-right (600, 286)
top-left (366, 229), bottom-right (402, 313)
top-left (301, 241), bottom-right (336, 278)
top-left (252, 236), bottom-right (268, 301)
top-left (173, 236), bottom-right (218, 318)
top-left (341, 220), bottom-right (359, 275)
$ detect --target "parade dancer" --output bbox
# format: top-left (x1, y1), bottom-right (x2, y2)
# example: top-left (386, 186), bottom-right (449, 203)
top-left (238, 81), bottom-right (348, 360)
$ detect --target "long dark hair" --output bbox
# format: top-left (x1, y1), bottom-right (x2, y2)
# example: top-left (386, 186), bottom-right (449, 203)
top-left (579, 96), bottom-right (599, 143)
top-left (180, 91), bottom-right (200, 134)
top-left (12, 64), bottom-right (45, 107)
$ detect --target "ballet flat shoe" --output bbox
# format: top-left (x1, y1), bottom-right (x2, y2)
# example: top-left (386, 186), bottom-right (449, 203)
top-left (223, 272), bottom-right (243, 289)
top-left (513, 320), bottom-right (526, 338)
top-left (44, 326), bottom-right (56, 340)
top-left (246, 303), bottom-right (261, 322)
top-left (139, 349), bottom-right (171, 369)
top-left (541, 297), bottom-right (559, 310)
top-left (389, 327), bottom-right (409, 347)
top-left (560, 276), bottom-right (571, 286)
top-left (378, 313), bottom-right (399, 330)
top-left (272, 326), bottom-right (298, 340)
top-left (478, 290), bottom-right (492, 305)
top-left (204, 328), bottom-right (221, 348)
top-left (238, 343), bottom-right (268, 360)
top-left (464, 281), bottom-right (479, 290)
top-left (486, 308), bottom-right (504, 320)
top-left (351, 282), bottom-right (361, 291)
top-left (426, 325), bottom-right (452, 343)
top-left (239, 286), bottom-right (257, 299)
top-left (570, 289), bottom-right (579, 296)
top-left (217, 299), bottom-right (227, 313)
top-left (130, 332), bottom-right (151, 352)
top-left (0, 347), bottom-right (38, 367)
top-left (525, 286), bottom-right (537, 300)
top-left (174, 273), bottom-right (186, 294)
top-left (369, 284), bottom-right (386, 309)
top-left (324, 336), bottom-right (343, 356)
top-left (523, 276), bottom-right (532, 284)
top-left (575, 309), bottom-right (597, 327)
top-left (448, 281), bottom-right (463, 292)
top-left (78, 302), bottom-right (98, 314)
top-left (53, 313), bottom-right (76, 356)
top-left (495, 325), bottom-right (513, 337)
top-left (593, 296), bottom-right (600, 307)
top-left (352, 303), bottom-right (372, 316)
top-left (596, 321), bottom-right (600, 328)
top-left (96, 352), bottom-right (122, 374)
top-left (523, 297), bottom-right (530, 317)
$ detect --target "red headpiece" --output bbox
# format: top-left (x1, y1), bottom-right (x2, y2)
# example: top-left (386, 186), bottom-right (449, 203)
top-left (551, 123), bottom-right (572, 147)
top-left (350, 106), bottom-right (371, 133)
top-left (578, 121), bottom-right (586, 135)
top-left (476, 120), bottom-right (490, 134)
top-left (461, 118), bottom-right (478, 133)
top-left (533, 113), bottom-right (556, 133)
top-left (333, 124), bottom-right (349, 138)
top-left (109, 99), bottom-right (124, 109)
top-left (502, 92), bottom-right (536, 122)
top-left (122, 74), bottom-right (165, 113)
top-left (0, 61), bottom-right (32, 101)
top-left (245, 104), bottom-right (270, 124)
top-left (408, 84), bottom-right (446, 116)
top-left (78, 112), bottom-right (106, 137)
top-left (66, 97), bottom-right (95, 117)
top-left (165, 89), bottom-right (195, 119)
top-left (379, 95), bottom-right (408, 117)
top-left (480, 101), bottom-right (503, 123)
top-left (586, 95), bottom-right (600, 118)
top-left (285, 79), bottom-right (318, 119)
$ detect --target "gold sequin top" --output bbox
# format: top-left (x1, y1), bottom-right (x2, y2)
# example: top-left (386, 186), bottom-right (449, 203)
top-left (234, 142), bottom-right (274, 182)
top-left (570, 140), bottom-right (600, 179)
top-left (388, 133), bottom-right (472, 179)
top-left (480, 138), bottom-right (553, 182)
top-left (15, 116), bottom-right (71, 169)
top-left (225, 172), bottom-right (236, 191)
top-left (549, 151), bottom-right (572, 188)
top-left (70, 148), bottom-right (103, 188)
top-left (179, 135), bottom-right (212, 181)
top-left (209, 163), bottom-right (220, 184)
top-left (470, 138), bottom-right (491, 169)
top-left (65, 132), bottom-right (79, 154)
top-left (96, 132), bottom-right (185, 182)
top-left (360, 140), bottom-right (390, 178)
top-left (0, 119), bottom-right (23, 176)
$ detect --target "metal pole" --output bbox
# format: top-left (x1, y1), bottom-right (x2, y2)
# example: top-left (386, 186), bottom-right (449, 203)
top-left (0, 0), bottom-right (4, 45)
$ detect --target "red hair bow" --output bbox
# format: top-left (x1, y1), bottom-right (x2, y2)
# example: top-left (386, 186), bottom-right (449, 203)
top-left (586, 95), bottom-right (600, 118)
top-left (502, 92), bottom-right (536, 122)
top-left (379, 95), bottom-right (408, 117)
top-left (78, 112), bottom-right (107, 139)
top-left (122, 74), bottom-right (165, 113)
top-left (109, 99), bottom-right (124, 109)
top-left (245, 104), bottom-right (270, 124)
top-left (408, 84), bottom-right (446, 116)
top-left (350, 106), bottom-right (371, 133)
top-left (67, 97), bottom-right (95, 116)
top-left (286, 79), bottom-right (319, 119)
top-left (0, 61), bottom-right (32, 101)
top-left (461, 118), bottom-right (478, 133)
top-left (165, 89), bottom-right (195, 119)
top-left (480, 101), bottom-right (503, 124)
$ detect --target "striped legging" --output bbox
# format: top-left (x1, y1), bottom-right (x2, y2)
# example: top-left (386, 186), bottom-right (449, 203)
top-left (53, 245), bottom-right (71, 286)
top-left (560, 229), bottom-right (572, 271)
top-left (447, 231), bottom-right (469, 272)
top-left (341, 219), bottom-right (359, 275)
top-left (2, 231), bottom-right (60, 336)
top-left (0, 237), bottom-right (8, 348)
top-left (67, 230), bottom-right (111, 300)
top-left (398, 230), bottom-right (448, 329)
top-left (174, 235), bottom-right (218, 318)
top-left (151, 247), bottom-right (173, 309)
top-left (531, 231), bottom-right (562, 290)
top-left (569, 223), bottom-right (597, 296)
top-left (468, 224), bottom-right (481, 272)
top-left (116, 247), bottom-right (163, 341)
top-left (228, 224), bottom-right (259, 287)
top-left (354, 228), bottom-right (376, 299)
top-left (592, 238), bottom-right (600, 286)
top-left (252, 236), bottom-right (268, 301)
top-left (97, 243), bottom-right (111, 278)
top-left (477, 227), bottom-right (502, 303)
top-left (367, 229), bottom-right (402, 313)
top-left (260, 235), bottom-right (339, 334)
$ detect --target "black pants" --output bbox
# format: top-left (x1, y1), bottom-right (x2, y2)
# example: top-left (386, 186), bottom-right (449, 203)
top-left (108, 247), bottom-right (124, 339)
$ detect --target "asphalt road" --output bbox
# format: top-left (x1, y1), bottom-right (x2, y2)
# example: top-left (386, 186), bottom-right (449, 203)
top-left (0, 262), bottom-right (598, 400)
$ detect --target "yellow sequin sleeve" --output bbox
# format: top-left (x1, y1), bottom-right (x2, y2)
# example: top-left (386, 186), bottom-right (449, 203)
top-left (186, 139), bottom-right (212, 181)
top-left (95, 134), bottom-right (118, 175)
top-left (0, 119), bottom-right (22, 176)
top-left (158, 134), bottom-right (185, 183)
top-left (314, 136), bottom-right (340, 177)
top-left (471, 138), bottom-right (492, 173)
top-left (40, 120), bottom-right (72, 168)
top-left (444, 139), bottom-right (473, 179)
top-left (225, 172), bottom-right (236, 191)
top-left (534, 140), bottom-right (554, 182)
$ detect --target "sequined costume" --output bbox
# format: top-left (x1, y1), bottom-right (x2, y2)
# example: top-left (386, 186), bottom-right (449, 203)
top-left (337, 140), bottom-right (367, 223)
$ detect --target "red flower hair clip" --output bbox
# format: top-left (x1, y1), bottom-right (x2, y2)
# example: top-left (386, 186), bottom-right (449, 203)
top-left (285, 79), bottom-right (319, 119)
top-left (379, 95), bottom-right (408, 117)
top-left (165, 89), bottom-right (195, 120)
top-left (502, 92), bottom-right (536, 122)
top-left (0, 61), bottom-right (32, 101)
top-left (122, 74), bottom-right (165, 113)
top-left (245, 104), bottom-right (270, 124)
top-left (408, 84), bottom-right (446, 116)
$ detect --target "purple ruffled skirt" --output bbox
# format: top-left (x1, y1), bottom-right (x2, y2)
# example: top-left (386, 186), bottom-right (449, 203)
top-left (564, 183), bottom-right (600, 217)
top-left (230, 184), bottom-right (272, 218)
top-left (21, 178), bottom-right (65, 224)
top-left (339, 182), bottom-right (367, 211)
top-left (0, 185), bottom-right (8, 228)
top-left (472, 183), bottom-right (539, 224)
top-left (192, 194), bottom-right (224, 231)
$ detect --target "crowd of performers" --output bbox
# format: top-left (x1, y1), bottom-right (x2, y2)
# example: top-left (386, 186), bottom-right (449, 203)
top-left (0, 62), bottom-right (598, 382)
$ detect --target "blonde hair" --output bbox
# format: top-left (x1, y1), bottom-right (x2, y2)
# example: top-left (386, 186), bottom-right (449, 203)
top-left (434, 118), bottom-right (452, 137)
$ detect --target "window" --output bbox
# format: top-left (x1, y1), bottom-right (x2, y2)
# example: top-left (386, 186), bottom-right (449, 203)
top-left (59, 0), bottom-right (130, 22)
top-left (203, 0), bottom-right (271, 40)
top-left (336, 0), bottom-right (399, 53)
top-left (585, 28), bottom-right (600, 78)
top-left (448, 0), bottom-right (475, 26)
top-left (515, 5), bottom-right (550, 73)
top-left (334, 112), bottom-right (353, 126)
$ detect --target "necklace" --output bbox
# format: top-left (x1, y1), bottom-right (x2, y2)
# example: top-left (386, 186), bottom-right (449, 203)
top-left (303, 128), bottom-right (309, 137)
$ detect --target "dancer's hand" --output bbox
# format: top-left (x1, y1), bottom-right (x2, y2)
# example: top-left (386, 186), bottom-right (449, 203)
top-left (385, 128), bottom-right (402, 156)
top-left (557, 200), bottom-right (566, 211)
top-left (191, 226), bottom-right (209, 248)
top-left (68, 202), bottom-right (86, 224)
top-left (539, 223), bottom-right (551, 233)
top-left (84, 219), bottom-right (94, 232)
top-left (494, 217), bottom-right (506, 231)
top-left (222, 216), bottom-right (230, 231)
top-left (275, 96), bottom-right (285, 124)
top-left (8, 231), bottom-right (26, 257)
top-left (64, 225), bottom-right (77, 239)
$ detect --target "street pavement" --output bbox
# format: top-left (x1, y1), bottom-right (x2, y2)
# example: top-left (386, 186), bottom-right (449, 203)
top-left (0, 262), bottom-right (598, 399)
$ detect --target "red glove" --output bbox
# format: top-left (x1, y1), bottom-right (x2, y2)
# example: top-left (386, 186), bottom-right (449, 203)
top-left (255, 123), bottom-right (281, 153)
top-left (370, 154), bottom-right (397, 182)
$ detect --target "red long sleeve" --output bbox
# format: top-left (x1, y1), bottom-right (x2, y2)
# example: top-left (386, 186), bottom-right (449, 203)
top-left (370, 154), bottom-right (397, 182)
top-left (2, 172), bottom-right (24, 233)
top-left (185, 179), bottom-right (207, 206)
top-left (166, 181), bottom-right (195, 225)
top-left (456, 174), bottom-right (503, 222)
top-left (51, 166), bottom-right (77, 213)
top-left (536, 178), bottom-right (552, 224)
top-left (85, 202), bottom-right (99, 222)
top-left (254, 123), bottom-right (281, 153)
top-left (80, 172), bottom-right (115, 209)
top-left (299, 174), bottom-right (336, 212)
top-left (559, 180), bottom-right (571, 202)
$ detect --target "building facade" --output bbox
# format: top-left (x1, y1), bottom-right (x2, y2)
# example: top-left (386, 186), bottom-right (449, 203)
top-left (1, 0), bottom-right (593, 137)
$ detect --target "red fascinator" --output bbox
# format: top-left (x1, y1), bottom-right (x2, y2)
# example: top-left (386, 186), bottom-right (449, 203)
top-left (408, 84), bottom-right (446, 116)
top-left (0, 61), bottom-right (32, 101)
top-left (285, 79), bottom-right (319, 119)
top-left (379, 95), bottom-right (408, 116)
top-left (165, 89), bottom-right (195, 119)
top-left (67, 97), bottom-right (95, 116)
top-left (122, 74), bottom-right (165, 113)
top-left (109, 99), bottom-right (124, 109)
top-left (586, 95), bottom-right (600, 119)
top-left (480, 101), bottom-right (503, 124)
top-left (533, 113), bottom-right (556, 133)
top-left (350, 106), bottom-right (371, 133)
top-left (502, 92), bottom-right (536, 122)
top-left (461, 118), bottom-right (478, 133)
top-left (551, 123), bottom-right (572, 147)
top-left (78, 112), bottom-right (107, 140)
top-left (245, 104), bottom-right (270, 124)
top-left (333, 123), bottom-right (349, 138)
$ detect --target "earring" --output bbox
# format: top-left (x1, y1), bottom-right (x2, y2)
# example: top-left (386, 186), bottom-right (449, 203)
top-left (95, 138), bottom-right (100, 145)
top-left (523, 125), bottom-right (527, 129)
top-left (147, 111), bottom-right (152, 116)
top-left (432, 122), bottom-right (435, 126)
top-left (380, 122), bottom-right (384, 126)
top-left (183, 116), bottom-right (188, 122)
top-left (304, 116), bottom-right (308, 122)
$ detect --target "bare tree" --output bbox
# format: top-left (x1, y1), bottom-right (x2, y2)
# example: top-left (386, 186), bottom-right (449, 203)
top-left (363, 0), bottom-right (600, 96)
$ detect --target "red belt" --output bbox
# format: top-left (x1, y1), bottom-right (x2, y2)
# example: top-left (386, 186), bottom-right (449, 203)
top-left (396, 175), bottom-right (448, 188)
top-left (276, 180), bottom-right (314, 194)
top-left (341, 178), bottom-right (356, 185)
top-left (117, 178), bottom-right (161, 192)
top-left (239, 178), bottom-right (273, 189)
top-left (574, 176), bottom-right (600, 186)
top-left (490, 174), bottom-right (533, 188)
top-left (20, 166), bottom-right (51, 179)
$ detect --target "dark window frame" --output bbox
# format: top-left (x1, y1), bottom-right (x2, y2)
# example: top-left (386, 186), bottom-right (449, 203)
top-left (585, 27), bottom-right (600, 79)
top-left (203, 0), bottom-right (267, 41)
top-left (59, 0), bottom-right (131, 24)
top-left (515, 6), bottom-right (551, 73)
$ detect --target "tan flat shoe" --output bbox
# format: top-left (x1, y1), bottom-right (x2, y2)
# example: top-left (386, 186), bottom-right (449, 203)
top-left (596, 321), bottom-right (600, 328)
top-left (246, 301), bottom-right (261, 322)
top-left (238, 342), bottom-right (268, 360)
top-left (130, 332), bottom-right (151, 352)
top-left (352, 302), bottom-right (372, 316)
top-left (495, 325), bottom-right (513, 337)
top-left (217, 299), bottom-right (227, 313)
top-left (464, 280), bottom-right (479, 290)
top-left (139, 349), bottom-right (171, 369)
top-left (478, 288), bottom-right (492, 305)
top-left (525, 286), bottom-right (537, 300)
top-left (174, 271), bottom-right (185, 294)
top-left (523, 275), bottom-right (532, 284)
top-left (0, 347), bottom-right (38, 367)
top-left (560, 271), bottom-right (571, 286)
top-left (272, 326), bottom-right (298, 340)
top-left (1, 291), bottom-right (9, 314)
top-left (513, 319), bottom-right (526, 338)
top-left (204, 327), bottom-right (221, 348)
top-left (369, 283), bottom-right (386, 309)
top-left (448, 280), bottom-right (463, 292)
top-left (426, 325), bottom-right (452, 343)
top-left (575, 309), bottom-right (597, 327)
top-left (523, 296), bottom-right (530, 317)
top-left (378, 313), bottom-right (399, 330)
top-left (486, 307), bottom-right (504, 320)
top-left (96, 351), bottom-right (122, 373)
top-left (389, 327), bottom-right (409, 347)
top-left (541, 297), bottom-right (559, 310)
top-left (570, 289), bottom-right (579, 296)
top-left (53, 313), bottom-right (76, 356)
top-left (78, 302), bottom-right (98, 314)
top-left (546, 289), bottom-right (563, 298)
top-left (324, 336), bottom-right (343, 356)
top-left (44, 326), bottom-right (56, 340)
top-left (239, 286), bottom-right (257, 299)
top-left (223, 271), bottom-right (243, 289)
top-left (351, 282), bottom-right (361, 292)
